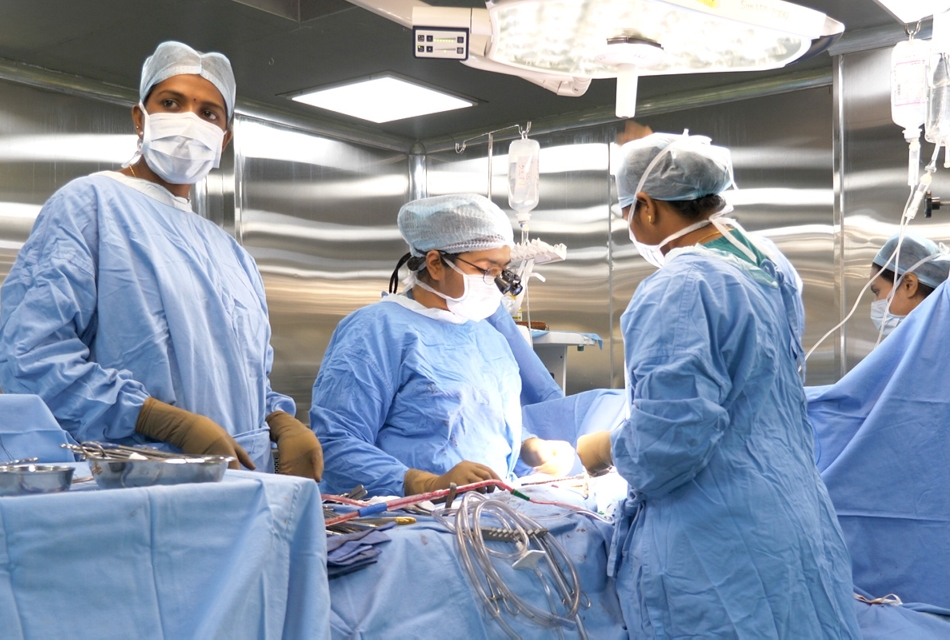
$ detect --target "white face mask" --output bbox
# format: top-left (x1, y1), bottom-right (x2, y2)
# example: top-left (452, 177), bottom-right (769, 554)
top-left (870, 298), bottom-right (904, 336)
top-left (628, 210), bottom-right (710, 269)
top-left (138, 105), bottom-right (225, 185)
top-left (412, 259), bottom-right (502, 321)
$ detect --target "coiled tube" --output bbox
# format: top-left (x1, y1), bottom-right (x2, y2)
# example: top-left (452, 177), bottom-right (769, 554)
top-left (434, 492), bottom-right (588, 639)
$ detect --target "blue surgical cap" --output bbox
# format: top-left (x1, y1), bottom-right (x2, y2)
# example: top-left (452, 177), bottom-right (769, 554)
top-left (873, 233), bottom-right (950, 290)
top-left (140, 41), bottom-right (236, 119)
top-left (398, 194), bottom-right (514, 258)
top-left (616, 132), bottom-right (734, 208)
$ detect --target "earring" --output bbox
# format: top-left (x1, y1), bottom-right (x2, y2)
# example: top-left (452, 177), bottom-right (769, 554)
top-left (647, 215), bottom-right (653, 223)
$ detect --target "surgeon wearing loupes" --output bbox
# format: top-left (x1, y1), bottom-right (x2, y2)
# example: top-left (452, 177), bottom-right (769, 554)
top-left (0, 41), bottom-right (322, 480)
top-left (310, 194), bottom-right (575, 498)
top-left (576, 132), bottom-right (859, 638)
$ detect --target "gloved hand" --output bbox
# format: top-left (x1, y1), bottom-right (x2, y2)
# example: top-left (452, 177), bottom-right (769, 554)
top-left (266, 411), bottom-right (324, 481)
top-left (519, 437), bottom-right (576, 477)
top-left (135, 397), bottom-right (254, 470)
top-left (403, 461), bottom-right (500, 496)
top-left (576, 431), bottom-right (613, 476)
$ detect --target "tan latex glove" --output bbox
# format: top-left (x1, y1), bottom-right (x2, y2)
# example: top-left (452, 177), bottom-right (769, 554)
top-left (135, 397), bottom-right (254, 470)
top-left (519, 437), bottom-right (576, 477)
top-left (266, 411), bottom-right (324, 481)
top-left (403, 461), bottom-right (500, 496)
top-left (576, 431), bottom-right (613, 476)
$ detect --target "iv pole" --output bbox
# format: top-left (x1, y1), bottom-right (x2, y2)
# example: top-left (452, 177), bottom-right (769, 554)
top-left (455, 121), bottom-right (532, 199)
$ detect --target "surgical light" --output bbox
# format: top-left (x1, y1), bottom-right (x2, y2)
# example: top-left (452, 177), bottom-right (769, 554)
top-left (872, 0), bottom-right (950, 25)
top-left (408, 0), bottom-right (843, 118)
top-left (289, 75), bottom-right (475, 123)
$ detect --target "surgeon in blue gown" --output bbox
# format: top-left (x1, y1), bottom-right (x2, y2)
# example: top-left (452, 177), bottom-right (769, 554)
top-left (805, 236), bottom-right (950, 610)
top-left (866, 233), bottom-right (950, 337)
top-left (0, 42), bottom-right (322, 479)
top-left (576, 132), bottom-right (859, 638)
top-left (311, 194), bottom-right (575, 497)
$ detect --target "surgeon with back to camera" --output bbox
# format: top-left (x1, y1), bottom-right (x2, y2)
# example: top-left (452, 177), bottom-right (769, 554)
top-left (0, 41), bottom-right (323, 480)
top-left (310, 194), bottom-right (575, 498)
top-left (868, 233), bottom-right (950, 336)
top-left (575, 132), bottom-right (860, 638)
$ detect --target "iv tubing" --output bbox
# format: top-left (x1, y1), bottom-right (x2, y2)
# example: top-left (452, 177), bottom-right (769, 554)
top-left (435, 492), bottom-right (588, 639)
top-left (323, 478), bottom-right (526, 527)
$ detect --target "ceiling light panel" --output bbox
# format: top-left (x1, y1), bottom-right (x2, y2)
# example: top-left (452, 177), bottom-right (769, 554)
top-left (291, 76), bottom-right (474, 123)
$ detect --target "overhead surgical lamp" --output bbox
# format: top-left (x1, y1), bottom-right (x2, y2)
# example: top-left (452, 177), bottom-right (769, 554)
top-left (348, 0), bottom-right (844, 118)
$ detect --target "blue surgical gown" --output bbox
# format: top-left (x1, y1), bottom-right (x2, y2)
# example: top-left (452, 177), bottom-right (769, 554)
top-left (310, 295), bottom-right (524, 497)
top-left (0, 173), bottom-right (294, 469)
top-left (612, 245), bottom-right (859, 638)
top-left (484, 302), bottom-right (563, 406)
top-left (807, 281), bottom-right (950, 609)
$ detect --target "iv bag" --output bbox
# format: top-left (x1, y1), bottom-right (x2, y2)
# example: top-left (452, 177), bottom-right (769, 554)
top-left (925, 51), bottom-right (950, 151)
top-left (891, 39), bottom-right (929, 137)
top-left (927, 10), bottom-right (950, 163)
top-left (508, 137), bottom-right (540, 223)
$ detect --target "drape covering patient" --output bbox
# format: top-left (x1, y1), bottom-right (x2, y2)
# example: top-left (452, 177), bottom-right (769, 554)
top-left (311, 194), bottom-right (573, 497)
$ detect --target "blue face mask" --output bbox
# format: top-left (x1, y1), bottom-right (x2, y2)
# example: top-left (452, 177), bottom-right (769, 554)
top-left (870, 298), bottom-right (904, 336)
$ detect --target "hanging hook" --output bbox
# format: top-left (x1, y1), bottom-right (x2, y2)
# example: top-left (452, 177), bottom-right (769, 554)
top-left (905, 21), bottom-right (922, 39)
top-left (454, 122), bottom-right (532, 154)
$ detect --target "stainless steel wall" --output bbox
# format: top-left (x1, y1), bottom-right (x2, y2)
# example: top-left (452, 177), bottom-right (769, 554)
top-left (427, 86), bottom-right (838, 391)
top-left (0, 62), bottom-right (881, 413)
top-left (234, 117), bottom-right (409, 416)
top-left (0, 79), bottom-right (136, 281)
top-left (835, 48), bottom-right (950, 371)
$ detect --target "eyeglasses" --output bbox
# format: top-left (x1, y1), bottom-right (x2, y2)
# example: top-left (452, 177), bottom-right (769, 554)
top-left (443, 253), bottom-right (524, 296)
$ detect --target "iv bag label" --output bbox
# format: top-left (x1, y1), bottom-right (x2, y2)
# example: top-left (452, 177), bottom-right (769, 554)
top-left (694, 0), bottom-right (718, 7)
top-left (893, 60), bottom-right (927, 107)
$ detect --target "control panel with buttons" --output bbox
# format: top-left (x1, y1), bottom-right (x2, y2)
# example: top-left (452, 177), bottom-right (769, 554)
top-left (413, 27), bottom-right (469, 60)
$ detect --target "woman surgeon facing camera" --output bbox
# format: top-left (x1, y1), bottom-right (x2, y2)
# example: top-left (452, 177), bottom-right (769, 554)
top-left (576, 132), bottom-right (859, 638)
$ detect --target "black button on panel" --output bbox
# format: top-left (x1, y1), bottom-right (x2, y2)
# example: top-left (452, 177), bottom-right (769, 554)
top-left (457, 36), bottom-right (464, 43)
top-left (426, 46), bottom-right (433, 53)
top-left (426, 35), bottom-right (433, 42)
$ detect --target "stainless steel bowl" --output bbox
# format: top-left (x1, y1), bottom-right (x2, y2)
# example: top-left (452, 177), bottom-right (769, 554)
top-left (88, 455), bottom-right (232, 489)
top-left (0, 464), bottom-right (75, 497)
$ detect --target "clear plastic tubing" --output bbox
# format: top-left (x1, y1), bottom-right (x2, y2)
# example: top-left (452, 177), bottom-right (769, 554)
top-left (508, 136), bottom-right (540, 226)
top-left (892, 38), bottom-right (929, 185)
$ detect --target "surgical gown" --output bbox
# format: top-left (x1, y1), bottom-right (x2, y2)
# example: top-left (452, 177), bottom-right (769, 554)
top-left (612, 245), bottom-right (859, 638)
top-left (311, 294), bottom-right (524, 497)
top-left (485, 302), bottom-right (563, 406)
top-left (0, 173), bottom-right (294, 469)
